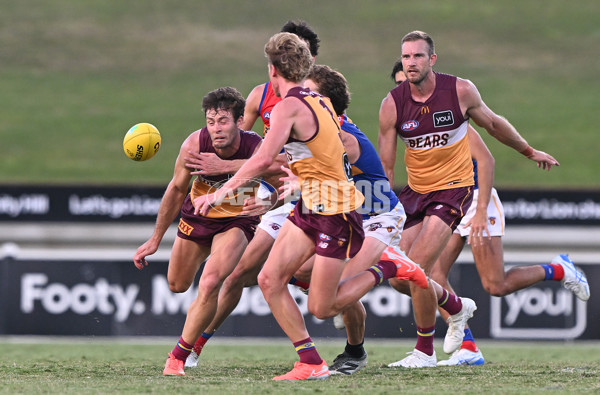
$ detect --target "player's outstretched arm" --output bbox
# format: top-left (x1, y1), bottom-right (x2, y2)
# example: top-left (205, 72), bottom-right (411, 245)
top-left (458, 78), bottom-right (559, 171)
top-left (133, 136), bottom-right (194, 269)
top-left (378, 94), bottom-right (399, 187)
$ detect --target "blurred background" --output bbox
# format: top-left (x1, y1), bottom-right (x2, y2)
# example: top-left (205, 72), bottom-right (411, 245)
top-left (0, 0), bottom-right (598, 340)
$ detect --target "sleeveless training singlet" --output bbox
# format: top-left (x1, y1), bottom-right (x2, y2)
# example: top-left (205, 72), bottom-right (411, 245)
top-left (391, 72), bottom-right (474, 194)
top-left (283, 87), bottom-right (364, 215)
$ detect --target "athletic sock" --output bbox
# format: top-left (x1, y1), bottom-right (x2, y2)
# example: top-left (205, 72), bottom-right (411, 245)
top-left (415, 326), bottom-right (435, 356)
top-left (344, 340), bottom-right (366, 358)
top-left (367, 260), bottom-right (396, 285)
top-left (288, 276), bottom-right (310, 290)
top-left (293, 337), bottom-right (323, 365)
top-left (192, 332), bottom-right (213, 355)
top-left (437, 288), bottom-right (463, 315)
top-left (460, 328), bottom-right (479, 352)
top-left (171, 336), bottom-right (193, 362)
top-left (542, 263), bottom-right (565, 281)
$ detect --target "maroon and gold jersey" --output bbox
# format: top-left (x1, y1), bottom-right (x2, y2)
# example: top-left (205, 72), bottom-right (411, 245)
top-left (189, 127), bottom-right (262, 218)
top-left (391, 72), bottom-right (474, 194)
top-left (282, 87), bottom-right (364, 215)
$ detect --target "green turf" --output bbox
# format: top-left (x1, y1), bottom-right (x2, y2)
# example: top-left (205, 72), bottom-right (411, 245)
top-left (1, 0), bottom-right (599, 187)
top-left (0, 339), bottom-right (598, 394)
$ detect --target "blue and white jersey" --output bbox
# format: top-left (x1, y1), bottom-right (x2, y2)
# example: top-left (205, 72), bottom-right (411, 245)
top-left (340, 114), bottom-right (400, 219)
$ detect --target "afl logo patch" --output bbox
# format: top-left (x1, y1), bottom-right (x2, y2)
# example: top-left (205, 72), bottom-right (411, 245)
top-left (319, 233), bottom-right (332, 241)
top-left (401, 120), bottom-right (419, 132)
top-left (263, 111), bottom-right (271, 120)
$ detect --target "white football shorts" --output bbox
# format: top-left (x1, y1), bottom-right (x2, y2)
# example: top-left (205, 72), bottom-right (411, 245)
top-left (257, 201), bottom-right (296, 240)
top-left (362, 202), bottom-right (406, 247)
top-left (454, 187), bottom-right (505, 237)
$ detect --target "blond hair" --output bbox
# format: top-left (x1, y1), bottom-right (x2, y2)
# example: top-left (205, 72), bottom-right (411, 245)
top-left (264, 32), bottom-right (312, 83)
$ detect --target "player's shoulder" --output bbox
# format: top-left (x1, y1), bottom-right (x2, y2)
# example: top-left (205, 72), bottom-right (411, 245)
top-left (179, 128), bottom-right (203, 152)
top-left (454, 76), bottom-right (481, 104)
top-left (246, 82), bottom-right (268, 101)
top-left (455, 76), bottom-right (477, 92)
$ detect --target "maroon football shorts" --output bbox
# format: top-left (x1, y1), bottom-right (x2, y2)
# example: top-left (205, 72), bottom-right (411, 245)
top-left (177, 195), bottom-right (259, 246)
top-left (399, 185), bottom-right (473, 232)
top-left (287, 198), bottom-right (364, 259)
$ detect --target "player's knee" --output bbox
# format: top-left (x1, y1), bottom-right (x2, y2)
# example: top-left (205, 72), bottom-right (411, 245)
top-left (198, 274), bottom-right (223, 295)
top-left (168, 279), bottom-right (193, 293)
top-left (257, 270), bottom-right (275, 296)
top-left (308, 300), bottom-right (336, 320)
top-left (482, 280), bottom-right (508, 297)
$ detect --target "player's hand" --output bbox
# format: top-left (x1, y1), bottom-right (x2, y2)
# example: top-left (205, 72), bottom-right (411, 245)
top-left (527, 149), bottom-right (559, 171)
top-left (133, 239), bottom-right (159, 270)
top-left (241, 194), bottom-right (276, 216)
top-left (466, 208), bottom-right (490, 247)
top-left (278, 166), bottom-right (300, 201)
top-left (193, 193), bottom-right (218, 216)
top-left (185, 152), bottom-right (226, 176)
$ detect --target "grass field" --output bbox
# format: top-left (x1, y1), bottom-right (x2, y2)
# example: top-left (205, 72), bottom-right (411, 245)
top-left (1, 338), bottom-right (598, 394)
top-left (1, 0), bottom-right (599, 188)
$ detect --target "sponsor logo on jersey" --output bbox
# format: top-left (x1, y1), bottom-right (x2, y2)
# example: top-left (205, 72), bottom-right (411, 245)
top-left (433, 110), bottom-right (454, 128)
top-left (318, 241), bottom-right (329, 249)
top-left (270, 223), bottom-right (281, 231)
top-left (401, 120), bottom-right (419, 132)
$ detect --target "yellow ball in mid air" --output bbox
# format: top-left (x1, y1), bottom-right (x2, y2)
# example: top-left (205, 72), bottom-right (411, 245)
top-left (123, 123), bottom-right (161, 161)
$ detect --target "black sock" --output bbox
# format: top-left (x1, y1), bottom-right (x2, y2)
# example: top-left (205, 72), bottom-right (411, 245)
top-left (344, 340), bottom-right (365, 358)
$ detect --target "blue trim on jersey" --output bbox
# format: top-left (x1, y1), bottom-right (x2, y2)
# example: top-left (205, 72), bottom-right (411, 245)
top-left (260, 179), bottom-right (276, 193)
top-left (258, 82), bottom-right (269, 115)
top-left (340, 114), bottom-right (399, 219)
top-left (473, 159), bottom-right (479, 190)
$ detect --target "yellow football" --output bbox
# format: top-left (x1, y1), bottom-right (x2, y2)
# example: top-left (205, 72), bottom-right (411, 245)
top-left (123, 123), bottom-right (161, 161)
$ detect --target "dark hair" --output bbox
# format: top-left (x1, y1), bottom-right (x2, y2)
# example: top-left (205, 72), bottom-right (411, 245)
top-left (281, 20), bottom-right (320, 57)
top-left (391, 59), bottom-right (403, 81)
top-left (401, 30), bottom-right (435, 56)
top-left (201, 87), bottom-right (245, 121)
top-left (307, 64), bottom-right (350, 115)
top-left (265, 33), bottom-right (313, 83)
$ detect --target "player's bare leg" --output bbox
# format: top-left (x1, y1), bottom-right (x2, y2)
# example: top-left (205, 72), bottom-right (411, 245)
top-left (258, 220), bottom-right (331, 380)
top-left (206, 229), bottom-right (274, 332)
top-left (163, 228), bottom-right (248, 375)
top-left (185, 228), bottom-right (275, 367)
top-left (388, 216), bottom-right (460, 368)
top-left (473, 237), bottom-right (544, 296)
top-left (430, 234), bottom-right (466, 321)
top-left (166, 236), bottom-right (211, 293)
